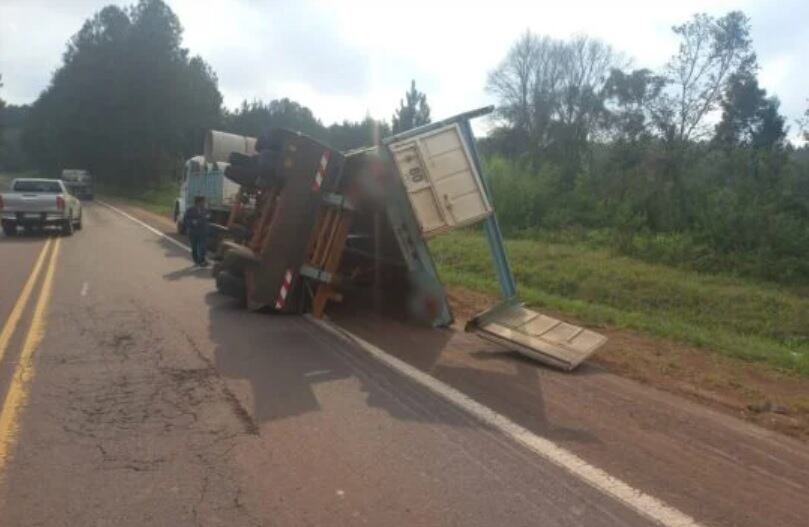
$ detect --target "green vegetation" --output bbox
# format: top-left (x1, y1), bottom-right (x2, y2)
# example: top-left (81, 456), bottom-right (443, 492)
top-left (0, 173), bottom-right (13, 190)
top-left (18, 1), bottom-right (221, 189)
top-left (482, 15), bottom-right (809, 285)
top-left (0, 170), bottom-right (42, 190)
top-left (481, 152), bottom-right (809, 285)
top-left (98, 180), bottom-right (179, 217)
top-left (430, 231), bottom-right (809, 375)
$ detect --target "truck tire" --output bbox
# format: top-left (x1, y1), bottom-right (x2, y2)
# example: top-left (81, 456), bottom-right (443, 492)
top-left (212, 261), bottom-right (224, 279)
top-left (255, 150), bottom-right (282, 189)
top-left (1, 221), bottom-right (16, 237)
top-left (175, 205), bottom-right (186, 235)
top-left (61, 214), bottom-right (74, 236)
top-left (215, 270), bottom-right (247, 302)
top-left (221, 244), bottom-right (259, 274)
top-left (255, 128), bottom-right (299, 152)
top-left (75, 211), bottom-right (83, 230)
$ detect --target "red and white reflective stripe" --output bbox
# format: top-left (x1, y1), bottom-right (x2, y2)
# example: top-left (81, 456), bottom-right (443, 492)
top-left (274, 269), bottom-right (294, 309)
top-left (312, 150), bottom-right (331, 191)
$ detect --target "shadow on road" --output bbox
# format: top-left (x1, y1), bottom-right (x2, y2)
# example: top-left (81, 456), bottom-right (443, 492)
top-left (163, 265), bottom-right (211, 281)
top-left (204, 292), bottom-right (489, 429)
top-left (0, 229), bottom-right (61, 241)
top-left (200, 287), bottom-right (597, 446)
top-left (330, 306), bottom-right (600, 445)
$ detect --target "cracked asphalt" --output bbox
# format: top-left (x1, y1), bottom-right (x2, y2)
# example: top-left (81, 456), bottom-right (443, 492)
top-left (0, 202), bottom-right (807, 527)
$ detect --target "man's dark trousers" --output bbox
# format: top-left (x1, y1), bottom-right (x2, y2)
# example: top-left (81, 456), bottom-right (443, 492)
top-left (190, 233), bottom-right (207, 265)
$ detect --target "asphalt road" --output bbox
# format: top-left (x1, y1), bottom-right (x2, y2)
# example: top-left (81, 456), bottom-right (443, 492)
top-left (0, 202), bottom-right (806, 526)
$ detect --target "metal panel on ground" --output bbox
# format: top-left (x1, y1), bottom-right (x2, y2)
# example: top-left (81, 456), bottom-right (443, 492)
top-left (468, 302), bottom-right (607, 370)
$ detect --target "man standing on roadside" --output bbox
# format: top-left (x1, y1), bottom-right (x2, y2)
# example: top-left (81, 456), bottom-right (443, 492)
top-left (183, 195), bottom-right (209, 267)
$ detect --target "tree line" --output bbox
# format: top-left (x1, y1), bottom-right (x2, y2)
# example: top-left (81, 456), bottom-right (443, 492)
top-left (1, 1), bottom-right (808, 283)
top-left (482, 12), bottom-right (809, 283)
top-left (0, 0), bottom-right (430, 186)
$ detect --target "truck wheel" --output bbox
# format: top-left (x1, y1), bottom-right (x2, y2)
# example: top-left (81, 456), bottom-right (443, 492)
top-left (61, 214), bottom-right (74, 236)
top-left (1, 221), bottom-right (16, 237)
top-left (75, 212), bottom-right (83, 230)
top-left (222, 244), bottom-right (258, 274)
top-left (175, 206), bottom-right (186, 235)
top-left (256, 128), bottom-right (299, 152)
top-left (215, 270), bottom-right (247, 302)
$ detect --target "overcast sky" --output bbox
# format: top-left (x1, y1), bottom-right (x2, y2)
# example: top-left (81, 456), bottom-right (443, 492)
top-left (1, 0), bottom-right (807, 135)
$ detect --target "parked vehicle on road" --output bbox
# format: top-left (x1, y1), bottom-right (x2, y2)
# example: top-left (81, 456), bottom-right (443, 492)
top-left (60, 169), bottom-right (94, 200)
top-left (173, 156), bottom-right (240, 237)
top-left (0, 178), bottom-right (83, 236)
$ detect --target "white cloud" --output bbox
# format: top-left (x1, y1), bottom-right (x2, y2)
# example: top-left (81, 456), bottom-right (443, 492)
top-left (1, 0), bottom-right (807, 134)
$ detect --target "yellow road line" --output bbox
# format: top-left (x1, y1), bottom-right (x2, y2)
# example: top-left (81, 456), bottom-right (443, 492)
top-left (0, 237), bottom-right (61, 473)
top-left (0, 238), bottom-right (53, 367)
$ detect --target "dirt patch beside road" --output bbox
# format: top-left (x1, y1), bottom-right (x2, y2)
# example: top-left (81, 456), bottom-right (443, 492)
top-left (447, 286), bottom-right (809, 442)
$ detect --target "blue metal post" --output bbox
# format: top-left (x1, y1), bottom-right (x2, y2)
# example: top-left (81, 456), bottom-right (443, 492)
top-left (458, 120), bottom-right (518, 301)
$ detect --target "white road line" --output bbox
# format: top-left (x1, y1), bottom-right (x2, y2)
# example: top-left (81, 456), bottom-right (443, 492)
top-left (303, 369), bottom-right (332, 377)
top-left (102, 197), bottom-right (703, 527)
top-left (307, 316), bottom-right (703, 527)
top-left (80, 282), bottom-right (89, 297)
top-left (96, 200), bottom-right (191, 252)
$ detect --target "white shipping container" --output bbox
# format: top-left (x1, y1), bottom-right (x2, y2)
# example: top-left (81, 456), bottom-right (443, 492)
top-left (389, 124), bottom-right (493, 237)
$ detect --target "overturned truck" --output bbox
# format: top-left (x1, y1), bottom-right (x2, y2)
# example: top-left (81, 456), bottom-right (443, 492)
top-left (207, 107), bottom-right (606, 370)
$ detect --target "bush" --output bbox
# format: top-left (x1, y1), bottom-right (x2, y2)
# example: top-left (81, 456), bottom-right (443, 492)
top-left (480, 149), bottom-right (809, 285)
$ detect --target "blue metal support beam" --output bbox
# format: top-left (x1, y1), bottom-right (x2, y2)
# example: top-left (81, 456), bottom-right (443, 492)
top-left (457, 120), bottom-right (519, 301)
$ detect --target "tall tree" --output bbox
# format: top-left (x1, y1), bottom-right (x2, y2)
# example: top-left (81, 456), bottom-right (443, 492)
top-left (0, 74), bottom-right (5, 149)
top-left (658, 11), bottom-right (756, 143)
top-left (603, 68), bottom-right (666, 142)
top-left (327, 116), bottom-right (391, 150)
top-left (392, 80), bottom-right (430, 134)
top-left (487, 32), bottom-right (622, 186)
top-left (714, 70), bottom-right (786, 150)
top-left (224, 98), bottom-right (326, 141)
top-left (23, 0), bottom-right (222, 186)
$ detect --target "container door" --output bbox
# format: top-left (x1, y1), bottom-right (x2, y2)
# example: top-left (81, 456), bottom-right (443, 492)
top-left (390, 144), bottom-right (447, 235)
top-left (469, 303), bottom-right (607, 370)
top-left (389, 124), bottom-right (492, 237)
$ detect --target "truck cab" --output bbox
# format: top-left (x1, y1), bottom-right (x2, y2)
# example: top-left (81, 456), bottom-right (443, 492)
top-left (174, 156), bottom-right (239, 235)
top-left (60, 169), bottom-right (94, 200)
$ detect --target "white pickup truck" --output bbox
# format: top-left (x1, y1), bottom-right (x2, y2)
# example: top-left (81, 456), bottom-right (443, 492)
top-left (0, 178), bottom-right (83, 236)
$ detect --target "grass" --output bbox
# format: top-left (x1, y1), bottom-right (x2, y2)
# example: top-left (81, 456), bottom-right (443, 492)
top-left (98, 180), bottom-right (180, 218)
top-left (429, 229), bottom-right (809, 376)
